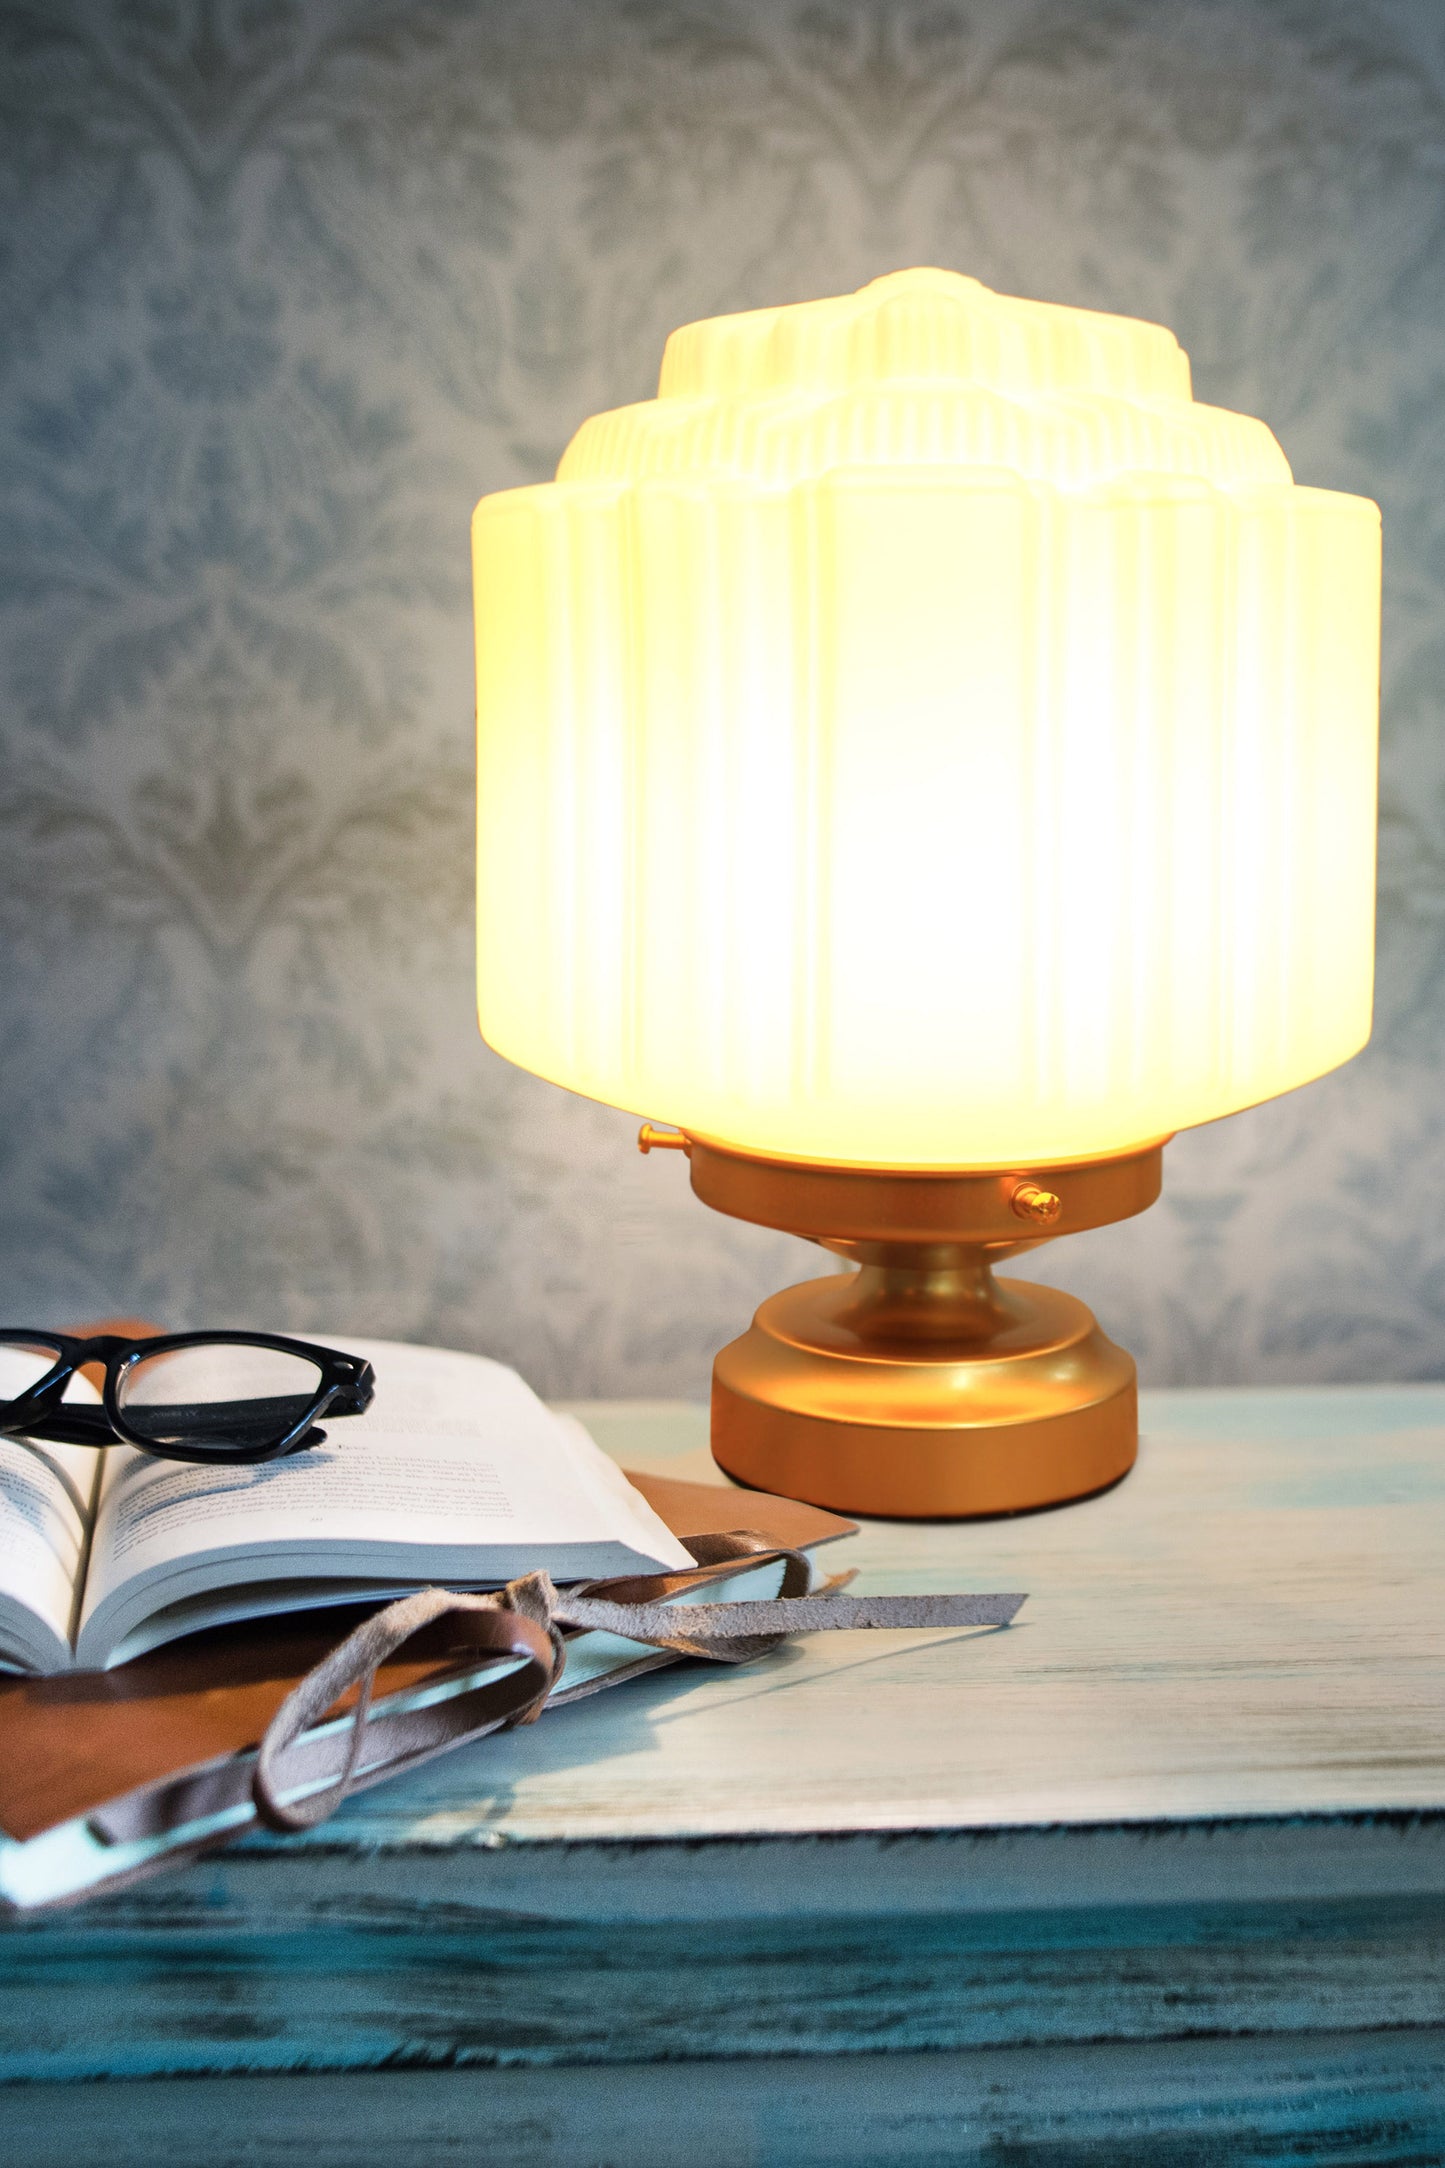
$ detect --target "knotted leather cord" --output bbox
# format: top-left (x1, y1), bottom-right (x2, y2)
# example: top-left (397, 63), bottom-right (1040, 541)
top-left (252, 1532), bottom-right (1025, 1834)
top-left (98, 1537), bottom-right (820, 1851)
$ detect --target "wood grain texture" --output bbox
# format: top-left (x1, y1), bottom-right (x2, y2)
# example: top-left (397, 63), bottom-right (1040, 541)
top-left (4, 2032), bottom-right (1445, 2168)
top-left (3, 1849), bottom-right (1444, 2084)
top-left (1, 1388), bottom-right (1443, 2161)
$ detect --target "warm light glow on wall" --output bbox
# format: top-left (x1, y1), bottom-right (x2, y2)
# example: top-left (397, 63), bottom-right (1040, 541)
top-left (473, 269), bottom-right (1381, 1168)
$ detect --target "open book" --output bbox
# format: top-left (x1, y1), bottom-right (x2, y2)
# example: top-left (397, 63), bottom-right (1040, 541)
top-left (0, 1335), bottom-right (692, 1674)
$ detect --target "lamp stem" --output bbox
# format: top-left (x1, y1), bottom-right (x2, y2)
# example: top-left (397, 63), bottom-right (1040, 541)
top-left (824, 1244), bottom-right (1016, 1344)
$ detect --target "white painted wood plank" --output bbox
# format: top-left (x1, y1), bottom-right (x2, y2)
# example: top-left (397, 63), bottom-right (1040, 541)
top-left (282, 1386), bottom-right (1445, 1848)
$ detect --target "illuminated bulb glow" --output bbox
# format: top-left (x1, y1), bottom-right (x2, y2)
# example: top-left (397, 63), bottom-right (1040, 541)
top-left (473, 270), bottom-right (1380, 1167)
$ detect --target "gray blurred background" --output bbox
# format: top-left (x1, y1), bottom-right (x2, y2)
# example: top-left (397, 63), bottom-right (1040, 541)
top-left (0, 0), bottom-right (1441, 1396)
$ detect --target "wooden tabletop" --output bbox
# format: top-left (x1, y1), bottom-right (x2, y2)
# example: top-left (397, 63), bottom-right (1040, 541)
top-left (311, 1383), bottom-right (1445, 1846)
top-left (4, 1387), bottom-right (1444, 2165)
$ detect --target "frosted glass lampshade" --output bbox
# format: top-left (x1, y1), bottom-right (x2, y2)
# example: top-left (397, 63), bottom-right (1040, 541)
top-left (472, 268), bottom-right (1381, 1168)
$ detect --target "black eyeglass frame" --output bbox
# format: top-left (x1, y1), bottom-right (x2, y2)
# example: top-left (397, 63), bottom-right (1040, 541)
top-left (0, 1330), bottom-right (375, 1465)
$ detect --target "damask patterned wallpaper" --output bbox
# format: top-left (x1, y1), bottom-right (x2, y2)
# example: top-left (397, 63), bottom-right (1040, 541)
top-left (0, 0), bottom-right (1442, 1396)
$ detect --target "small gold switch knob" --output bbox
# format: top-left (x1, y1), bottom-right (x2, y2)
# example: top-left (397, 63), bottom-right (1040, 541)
top-left (1011, 1180), bottom-right (1062, 1225)
top-left (638, 1123), bottom-right (690, 1154)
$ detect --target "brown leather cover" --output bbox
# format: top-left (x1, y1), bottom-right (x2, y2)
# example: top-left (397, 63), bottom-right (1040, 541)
top-left (0, 1471), bottom-right (854, 1841)
top-left (629, 1469), bottom-right (854, 1553)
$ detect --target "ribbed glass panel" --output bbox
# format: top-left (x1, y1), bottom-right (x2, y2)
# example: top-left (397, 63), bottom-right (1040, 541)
top-left (560, 385), bottom-right (1289, 490)
top-left (474, 271), bottom-right (1381, 1167)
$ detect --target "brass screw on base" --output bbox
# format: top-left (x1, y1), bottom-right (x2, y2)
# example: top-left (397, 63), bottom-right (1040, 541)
top-left (1011, 1181), bottom-right (1063, 1225)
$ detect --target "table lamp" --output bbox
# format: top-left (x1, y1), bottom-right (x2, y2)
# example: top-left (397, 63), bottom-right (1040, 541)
top-left (472, 269), bottom-right (1380, 1519)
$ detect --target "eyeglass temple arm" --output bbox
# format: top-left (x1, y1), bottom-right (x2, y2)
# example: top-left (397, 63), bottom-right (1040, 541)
top-left (2, 1407), bottom-right (117, 1447)
top-left (4, 1408), bottom-right (332, 1454)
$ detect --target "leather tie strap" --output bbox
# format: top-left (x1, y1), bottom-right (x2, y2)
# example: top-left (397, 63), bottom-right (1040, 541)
top-left (252, 1586), bottom-right (559, 1832)
top-left (252, 1531), bottom-right (1026, 1833)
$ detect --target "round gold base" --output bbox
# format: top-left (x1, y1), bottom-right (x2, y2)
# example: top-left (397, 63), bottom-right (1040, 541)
top-left (712, 1270), bottom-right (1137, 1519)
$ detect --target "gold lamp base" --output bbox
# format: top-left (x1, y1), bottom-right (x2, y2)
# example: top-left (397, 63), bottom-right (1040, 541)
top-left (644, 1130), bottom-right (1166, 1519)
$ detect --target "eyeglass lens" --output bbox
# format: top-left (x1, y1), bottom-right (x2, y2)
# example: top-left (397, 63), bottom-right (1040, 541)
top-left (0, 1341), bottom-right (68, 1411)
top-left (117, 1342), bottom-right (326, 1454)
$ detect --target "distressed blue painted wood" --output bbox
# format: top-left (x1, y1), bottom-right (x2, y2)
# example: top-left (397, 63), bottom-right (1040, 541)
top-left (3, 1387), bottom-right (1444, 2165)
top-left (3, 2035), bottom-right (1445, 2167)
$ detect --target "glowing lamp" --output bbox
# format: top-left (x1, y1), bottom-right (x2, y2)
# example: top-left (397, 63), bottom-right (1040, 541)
top-left (472, 270), bottom-right (1380, 1517)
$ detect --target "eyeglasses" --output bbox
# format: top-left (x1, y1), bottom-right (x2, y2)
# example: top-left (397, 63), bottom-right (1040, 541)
top-left (0, 1330), bottom-right (375, 1465)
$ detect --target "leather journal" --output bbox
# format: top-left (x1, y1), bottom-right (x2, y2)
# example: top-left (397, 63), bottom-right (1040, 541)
top-left (0, 1473), bottom-right (858, 1891)
top-left (1, 1463), bottom-right (1023, 1916)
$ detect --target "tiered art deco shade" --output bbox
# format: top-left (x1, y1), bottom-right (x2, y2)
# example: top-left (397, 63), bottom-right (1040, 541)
top-left (473, 270), bottom-right (1380, 1520)
top-left (473, 269), bottom-right (1380, 1170)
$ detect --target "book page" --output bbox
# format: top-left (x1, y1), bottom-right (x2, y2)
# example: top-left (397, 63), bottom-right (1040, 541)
top-left (77, 1336), bottom-right (689, 1665)
top-left (0, 1351), bottom-right (102, 1673)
